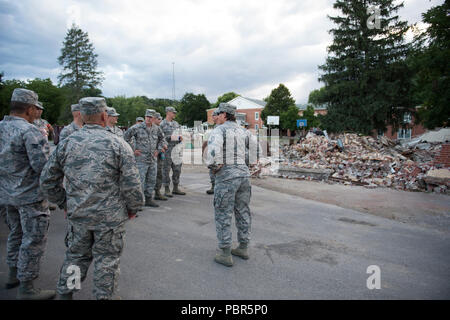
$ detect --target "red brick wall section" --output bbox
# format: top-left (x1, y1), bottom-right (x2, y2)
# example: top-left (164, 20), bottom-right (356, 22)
top-left (434, 144), bottom-right (450, 168)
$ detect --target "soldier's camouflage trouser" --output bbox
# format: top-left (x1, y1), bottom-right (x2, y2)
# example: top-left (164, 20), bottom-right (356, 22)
top-left (136, 161), bottom-right (157, 198)
top-left (56, 222), bottom-right (126, 300)
top-left (5, 200), bottom-right (50, 281)
top-left (155, 156), bottom-right (163, 191)
top-left (214, 177), bottom-right (252, 249)
top-left (162, 144), bottom-right (182, 187)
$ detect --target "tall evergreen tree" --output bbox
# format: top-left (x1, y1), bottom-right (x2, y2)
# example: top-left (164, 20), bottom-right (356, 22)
top-left (319, 0), bottom-right (413, 134)
top-left (411, 1), bottom-right (450, 129)
top-left (177, 93), bottom-right (210, 127)
top-left (58, 24), bottom-right (104, 101)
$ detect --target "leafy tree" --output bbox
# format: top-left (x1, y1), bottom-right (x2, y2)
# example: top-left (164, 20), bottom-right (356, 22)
top-left (308, 87), bottom-right (328, 106)
top-left (280, 105), bottom-right (301, 133)
top-left (177, 92), bottom-right (210, 127)
top-left (211, 92), bottom-right (239, 109)
top-left (26, 78), bottom-right (65, 124)
top-left (261, 84), bottom-right (296, 127)
top-left (302, 104), bottom-right (321, 131)
top-left (0, 78), bottom-right (26, 120)
top-left (58, 24), bottom-right (104, 102)
top-left (411, 1), bottom-right (450, 129)
top-left (318, 0), bottom-right (413, 134)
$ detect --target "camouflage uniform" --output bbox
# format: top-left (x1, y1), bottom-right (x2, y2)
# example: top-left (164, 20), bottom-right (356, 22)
top-left (124, 112), bottom-right (165, 201)
top-left (0, 89), bottom-right (51, 283)
top-left (206, 104), bottom-right (259, 250)
top-left (154, 119), bottom-right (168, 192)
top-left (59, 104), bottom-right (82, 142)
top-left (40, 97), bottom-right (144, 300)
top-left (106, 107), bottom-right (124, 138)
top-left (160, 117), bottom-right (183, 187)
top-left (59, 122), bottom-right (81, 142)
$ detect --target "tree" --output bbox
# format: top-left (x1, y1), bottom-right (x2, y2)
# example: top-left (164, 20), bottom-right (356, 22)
top-left (26, 78), bottom-right (65, 124)
top-left (58, 24), bottom-right (104, 102)
top-left (411, 1), bottom-right (450, 129)
top-left (280, 105), bottom-right (301, 133)
top-left (318, 0), bottom-right (413, 134)
top-left (177, 93), bottom-right (210, 127)
top-left (261, 84), bottom-right (296, 127)
top-left (211, 92), bottom-right (239, 109)
top-left (302, 105), bottom-right (321, 131)
top-left (308, 87), bottom-right (328, 106)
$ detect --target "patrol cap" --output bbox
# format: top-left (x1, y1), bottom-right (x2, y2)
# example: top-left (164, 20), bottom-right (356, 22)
top-left (165, 106), bottom-right (177, 114)
top-left (71, 104), bottom-right (81, 112)
top-left (216, 102), bottom-right (236, 116)
top-left (136, 117), bottom-right (144, 122)
top-left (36, 101), bottom-right (44, 110)
top-left (11, 88), bottom-right (40, 108)
top-left (106, 107), bottom-right (120, 117)
top-left (155, 112), bottom-right (162, 120)
top-left (145, 109), bottom-right (156, 117)
top-left (79, 97), bottom-right (108, 115)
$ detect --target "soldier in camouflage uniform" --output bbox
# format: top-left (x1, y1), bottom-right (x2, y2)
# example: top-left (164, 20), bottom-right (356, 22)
top-left (206, 103), bottom-right (259, 267)
top-left (153, 112), bottom-right (169, 201)
top-left (160, 106), bottom-right (186, 197)
top-left (40, 97), bottom-right (144, 300)
top-left (33, 101), bottom-right (54, 141)
top-left (59, 104), bottom-right (83, 142)
top-left (204, 109), bottom-right (220, 195)
top-left (0, 88), bottom-right (55, 299)
top-left (106, 107), bottom-right (124, 138)
top-left (124, 109), bottom-right (165, 207)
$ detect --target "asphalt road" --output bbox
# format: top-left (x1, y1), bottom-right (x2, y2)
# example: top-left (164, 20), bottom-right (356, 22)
top-left (1, 171), bottom-right (449, 300)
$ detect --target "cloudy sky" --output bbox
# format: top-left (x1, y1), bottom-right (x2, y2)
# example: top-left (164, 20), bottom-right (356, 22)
top-left (0, 0), bottom-right (443, 104)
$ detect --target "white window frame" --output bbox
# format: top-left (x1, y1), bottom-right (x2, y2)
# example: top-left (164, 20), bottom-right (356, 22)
top-left (403, 112), bottom-right (412, 124)
top-left (255, 112), bottom-right (259, 120)
top-left (398, 128), bottom-right (411, 140)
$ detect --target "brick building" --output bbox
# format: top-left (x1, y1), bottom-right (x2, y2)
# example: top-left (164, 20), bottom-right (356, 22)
top-left (206, 96), bottom-right (266, 130)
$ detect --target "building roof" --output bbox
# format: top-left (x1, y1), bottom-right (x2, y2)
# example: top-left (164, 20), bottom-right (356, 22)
top-left (296, 103), bottom-right (327, 110)
top-left (227, 96), bottom-right (266, 110)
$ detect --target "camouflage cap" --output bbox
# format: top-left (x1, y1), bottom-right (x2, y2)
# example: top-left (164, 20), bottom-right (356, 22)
top-left (165, 106), bottom-right (177, 113)
top-left (36, 101), bottom-right (44, 110)
top-left (11, 88), bottom-right (40, 107)
top-left (155, 112), bottom-right (162, 120)
top-left (217, 102), bottom-right (236, 115)
top-left (136, 117), bottom-right (144, 122)
top-left (71, 104), bottom-right (81, 112)
top-left (212, 109), bottom-right (220, 116)
top-left (145, 109), bottom-right (156, 117)
top-left (79, 97), bottom-right (108, 115)
top-left (106, 107), bottom-right (120, 117)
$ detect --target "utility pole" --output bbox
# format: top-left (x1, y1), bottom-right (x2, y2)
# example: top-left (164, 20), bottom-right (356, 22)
top-left (172, 62), bottom-right (175, 102)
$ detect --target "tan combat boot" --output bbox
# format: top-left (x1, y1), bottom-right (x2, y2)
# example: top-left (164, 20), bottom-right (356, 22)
top-left (154, 188), bottom-right (168, 201)
top-left (214, 247), bottom-right (233, 267)
top-left (231, 243), bottom-right (249, 260)
top-left (172, 184), bottom-right (186, 195)
top-left (16, 280), bottom-right (56, 300)
top-left (5, 266), bottom-right (19, 289)
top-left (164, 186), bottom-right (173, 198)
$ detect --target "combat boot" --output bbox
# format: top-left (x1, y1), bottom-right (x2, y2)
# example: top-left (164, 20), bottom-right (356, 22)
top-left (214, 247), bottom-right (233, 267)
top-left (154, 189), bottom-right (168, 201)
top-left (172, 184), bottom-right (186, 195)
top-left (164, 186), bottom-right (173, 198)
top-left (5, 266), bottom-right (19, 289)
top-left (16, 280), bottom-right (56, 300)
top-left (145, 196), bottom-right (159, 207)
top-left (231, 243), bottom-right (249, 260)
top-left (206, 184), bottom-right (214, 195)
top-left (57, 292), bottom-right (73, 300)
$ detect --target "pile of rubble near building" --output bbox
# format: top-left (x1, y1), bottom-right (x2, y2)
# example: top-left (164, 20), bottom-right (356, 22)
top-left (251, 130), bottom-right (450, 194)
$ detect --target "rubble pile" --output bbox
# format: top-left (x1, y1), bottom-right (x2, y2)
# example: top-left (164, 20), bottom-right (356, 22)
top-left (254, 132), bottom-right (448, 193)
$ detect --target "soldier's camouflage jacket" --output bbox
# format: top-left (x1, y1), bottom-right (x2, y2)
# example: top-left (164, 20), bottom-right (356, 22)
top-left (159, 119), bottom-right (182, 147)
top-left (0, 116), bottom-right (49, 206)
top-left (106, 125), bottom-right (124, 138)
top-left (59, 121), bottom-right (81, 142)
top-left (40, 124), bottom-right (144, 230)
top-left (123, 122), bottom-right (165, 163)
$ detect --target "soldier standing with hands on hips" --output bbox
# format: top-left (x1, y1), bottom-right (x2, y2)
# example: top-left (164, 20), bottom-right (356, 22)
top-left (206, 103), bottom-right (259, 267)
top-left (0, 88), bottom-right (55, 299)
top-left (40, 97), bottom-right (144, 300)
